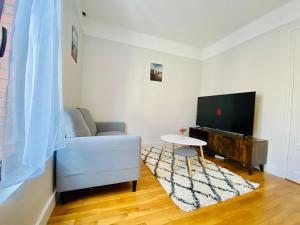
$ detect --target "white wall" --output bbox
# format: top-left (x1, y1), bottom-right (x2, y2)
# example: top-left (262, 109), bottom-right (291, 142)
top-left (81, 36), bottom-right (202, 143)
top-left (0, 158), bottom-right (55, 225)
top-left (62, 0), bottom-right (83, 107)
top-left (200, 19), bottom-right (300, 177)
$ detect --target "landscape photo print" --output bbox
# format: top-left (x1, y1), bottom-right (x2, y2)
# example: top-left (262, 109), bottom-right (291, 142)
top-left (150, 63), bottom-right (163, 82)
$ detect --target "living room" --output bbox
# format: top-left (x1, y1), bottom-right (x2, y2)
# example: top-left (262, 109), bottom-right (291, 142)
top-left (0, 0), bottom-right (300, 224)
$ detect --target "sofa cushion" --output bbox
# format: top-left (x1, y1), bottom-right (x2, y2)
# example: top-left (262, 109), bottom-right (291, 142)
top-left (64, 108), bottom-right (92, 137)
top-left (78, 108), bottom-right (97, 136)
top-left (96, 131), bottom-right (125, 136)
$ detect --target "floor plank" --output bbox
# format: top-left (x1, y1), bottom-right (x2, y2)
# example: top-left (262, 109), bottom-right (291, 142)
top-left (48, 155), bottom-right (300, 225)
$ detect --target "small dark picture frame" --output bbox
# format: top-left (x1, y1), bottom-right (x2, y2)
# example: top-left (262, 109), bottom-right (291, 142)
top-left (150, 63), bottom-right (163, 82)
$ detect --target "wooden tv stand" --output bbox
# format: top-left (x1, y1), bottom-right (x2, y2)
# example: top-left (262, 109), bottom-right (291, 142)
top-left (189, 127), bottom-right (268, 175)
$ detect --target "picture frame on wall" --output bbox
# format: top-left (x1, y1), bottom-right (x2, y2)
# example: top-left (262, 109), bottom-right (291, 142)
top-left (150, 63), bottom-right (163, 82)
top-left (71, 25), bottom-right (78, 63)
top-left (0, 0), bottom-right (7, 58)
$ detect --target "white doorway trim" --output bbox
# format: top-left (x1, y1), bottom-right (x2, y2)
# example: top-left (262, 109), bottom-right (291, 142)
top-left (282, 28), bottom-right (300, 179)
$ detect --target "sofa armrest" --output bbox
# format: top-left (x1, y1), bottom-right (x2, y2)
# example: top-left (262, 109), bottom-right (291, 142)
top-left (96, 122), bottom-right (126, 133)
top-left (56, 135), bottom-right (141, 177)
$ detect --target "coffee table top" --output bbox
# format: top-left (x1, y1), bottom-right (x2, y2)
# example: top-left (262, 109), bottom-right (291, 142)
top-left (161, 134), bottom-right (207, 146)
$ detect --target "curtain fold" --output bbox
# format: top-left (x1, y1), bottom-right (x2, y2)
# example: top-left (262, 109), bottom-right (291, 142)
top-left (0, 0), bottom-right (65, 188)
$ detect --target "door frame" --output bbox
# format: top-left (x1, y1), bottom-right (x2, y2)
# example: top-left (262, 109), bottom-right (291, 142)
top-left (282, 28), bottom-right (300, 179)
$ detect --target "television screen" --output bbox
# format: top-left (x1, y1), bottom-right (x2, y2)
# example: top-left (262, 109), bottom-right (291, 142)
top-left (196, 92), bottom-right (256, 136)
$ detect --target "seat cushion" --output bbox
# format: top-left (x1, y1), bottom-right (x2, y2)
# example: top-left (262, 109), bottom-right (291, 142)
top-left (96, 131), bottom-right (125, 136)
top-left (78, 108), bottom-right (97, 136)
top-left (64, 108), bottom-right (92, 137)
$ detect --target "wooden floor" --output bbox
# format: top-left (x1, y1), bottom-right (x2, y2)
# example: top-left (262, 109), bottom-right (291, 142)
top-left (48, 155), bottom-right (300, 225)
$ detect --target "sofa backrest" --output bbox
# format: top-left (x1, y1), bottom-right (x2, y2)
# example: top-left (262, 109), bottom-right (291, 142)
top-left (64, 108), bottom-right (92, 138)
top-left (78, 108), bottom-right (97, 136)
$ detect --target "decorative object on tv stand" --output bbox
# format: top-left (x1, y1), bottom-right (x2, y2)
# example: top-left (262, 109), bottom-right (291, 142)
top-left (150, 63), bottom-right (163, 82)
top-left (71, 25), bottom-right (78, 63)
top-left (179, 127), bottom-right (186, 136)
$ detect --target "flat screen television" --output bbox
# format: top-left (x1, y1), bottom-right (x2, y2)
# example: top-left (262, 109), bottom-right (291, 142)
top-left (196, 92), bottom-right (256, 136)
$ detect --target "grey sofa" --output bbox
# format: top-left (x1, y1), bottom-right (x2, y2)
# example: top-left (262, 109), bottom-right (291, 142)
top-left (56, 108), bottom-right (141, 199)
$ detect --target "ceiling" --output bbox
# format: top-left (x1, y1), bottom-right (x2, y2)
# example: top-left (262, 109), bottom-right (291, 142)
top-left (80, 0), bottom-right (292, 49)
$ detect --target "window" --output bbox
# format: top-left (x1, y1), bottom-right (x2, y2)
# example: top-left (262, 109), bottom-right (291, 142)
top-left (0, 0), bottom-right (64, 188)
top-left (0, 0), bottom-right (15, 181)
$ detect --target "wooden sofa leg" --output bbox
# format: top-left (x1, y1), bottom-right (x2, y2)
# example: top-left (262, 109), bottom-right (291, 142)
top-left (132, 180), bottom-right (137, 192)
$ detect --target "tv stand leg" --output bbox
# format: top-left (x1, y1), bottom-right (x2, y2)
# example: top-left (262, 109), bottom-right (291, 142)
top-left (248, 165), bottom-right (253, 175)
top-left (259, 165), bottom-right (264, 172)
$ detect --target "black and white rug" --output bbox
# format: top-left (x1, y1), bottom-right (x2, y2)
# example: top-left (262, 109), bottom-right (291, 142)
top-left (141, 147), bottom-right (259, 212)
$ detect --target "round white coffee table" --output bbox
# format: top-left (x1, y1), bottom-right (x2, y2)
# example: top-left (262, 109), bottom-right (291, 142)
top-left (161, 134), bottom-right (207, 160)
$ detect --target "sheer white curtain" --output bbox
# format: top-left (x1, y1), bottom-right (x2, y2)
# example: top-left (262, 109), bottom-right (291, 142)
top-left (0, 0), bottom-right (65, 188)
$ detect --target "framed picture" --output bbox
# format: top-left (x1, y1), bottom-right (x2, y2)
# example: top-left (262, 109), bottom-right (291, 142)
top-left (150, 63), bottom-right (163, 82)
top-left (0, 0), bottom-right (4, 18)
top-left (71, 25), bottom-right (78, 63)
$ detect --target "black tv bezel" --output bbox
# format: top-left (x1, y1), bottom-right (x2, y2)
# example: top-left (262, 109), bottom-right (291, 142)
top-left (196, 91), bottom-right (256, 136)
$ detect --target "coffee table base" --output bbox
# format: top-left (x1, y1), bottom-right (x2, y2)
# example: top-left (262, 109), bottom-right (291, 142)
top-left (173, 147), bottom-right (198, 177)
top-left (161, 142), bottom-right (206, 167)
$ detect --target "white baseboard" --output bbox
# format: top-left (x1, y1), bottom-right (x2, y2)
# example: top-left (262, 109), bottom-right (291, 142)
top-left (265, 165), bottom-right (283, 178)
top-left (35, 192), bottom-right (56, 225)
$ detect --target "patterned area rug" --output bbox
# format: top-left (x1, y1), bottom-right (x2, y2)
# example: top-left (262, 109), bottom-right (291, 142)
top-left (141, 147), bottom-right (259, 212)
